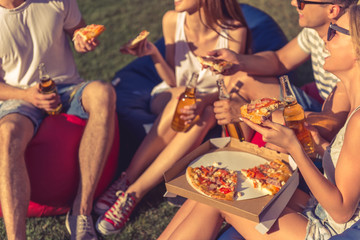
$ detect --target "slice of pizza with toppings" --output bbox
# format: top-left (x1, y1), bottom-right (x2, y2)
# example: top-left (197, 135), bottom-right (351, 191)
top-left (240, 159), bottom-right (292, 195)
top-left (124, 30), bottom-right (150, 49)
top-left (197, 56), bottom-right (233, 74)
top-left (73, 24), bottom-right (105, 42)
top-left (240, 98), bottom-right (285, 124)
top-left (186, 165), bottom-right (238, 201)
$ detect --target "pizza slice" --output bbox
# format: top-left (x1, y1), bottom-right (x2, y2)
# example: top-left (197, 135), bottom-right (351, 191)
top-left (197, 56), bottom-right (233, 74)
top-left (73, 24), bottom-right (105, 42)
top-left (123, 30), bottom-right (150, 49)
top-left (240, 98), bottom-right (285, 124)
top-left (240, 159), bottom-right (292, 195)
top-left (186, 165), bottom-right (238, 201)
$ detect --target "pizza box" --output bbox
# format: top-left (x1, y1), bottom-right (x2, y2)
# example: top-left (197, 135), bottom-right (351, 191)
top-left (164, 137), bottom-right (299, 234)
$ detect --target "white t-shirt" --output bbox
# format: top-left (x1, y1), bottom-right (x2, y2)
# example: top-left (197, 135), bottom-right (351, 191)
top-left (0, 0), bottom-right (83, 89)
top-left (297, 28), bottom-right (339, 100)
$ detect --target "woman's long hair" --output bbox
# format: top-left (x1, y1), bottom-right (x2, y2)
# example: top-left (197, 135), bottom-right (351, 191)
top-left (349, 4), bottom-right (360, 58)
top-left (198, 0), bottom-right (252, 54)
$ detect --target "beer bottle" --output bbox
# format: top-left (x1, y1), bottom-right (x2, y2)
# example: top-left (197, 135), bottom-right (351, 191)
top-left (216, 79), bottom-right (244, 141)
top-left (38, 63), bottom-right (62, 115)
top-left (280, 75), bottom-right (316, 158)
top-left (171, 73), bottom-right (198, 132)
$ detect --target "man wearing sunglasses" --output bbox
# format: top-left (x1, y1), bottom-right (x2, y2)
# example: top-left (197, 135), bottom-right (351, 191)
top-left (211, 0), bottom-right (356, 143)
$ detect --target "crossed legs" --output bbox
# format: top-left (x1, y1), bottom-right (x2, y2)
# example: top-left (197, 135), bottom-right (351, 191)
top-left (125, 88), bottom-right (217, 200)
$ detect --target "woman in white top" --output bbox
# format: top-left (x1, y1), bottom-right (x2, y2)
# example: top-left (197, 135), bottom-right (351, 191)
top-left (94, 0), bottom-right (256, 235)
top-left (157, 5), bottom-right (360, 240)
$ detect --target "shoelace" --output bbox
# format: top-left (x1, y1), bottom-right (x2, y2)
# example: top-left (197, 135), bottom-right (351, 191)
top-left (100, 173), bottom-right (129, 203)
top-left (105, 193), bottom-right (135, 226)
top-left (77, 215), bottom-right (93, 232)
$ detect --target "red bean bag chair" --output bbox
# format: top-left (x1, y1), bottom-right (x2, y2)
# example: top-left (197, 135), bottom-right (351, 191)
top-left (0, 113), bottom-right (119, 217)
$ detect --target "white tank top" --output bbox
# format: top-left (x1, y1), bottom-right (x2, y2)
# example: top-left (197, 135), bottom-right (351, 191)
top-left (151, 12), bottom-right (229, 95)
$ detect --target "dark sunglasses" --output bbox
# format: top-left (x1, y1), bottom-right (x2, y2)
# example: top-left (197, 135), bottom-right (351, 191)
top-left (327, 22), bottom-right (350, 41)
top-left (297, 0), bottom-right (334, 10)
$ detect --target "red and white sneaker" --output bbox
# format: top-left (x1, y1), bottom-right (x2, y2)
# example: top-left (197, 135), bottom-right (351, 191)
top-left (94, 172), bottom-right (129, 215)
top-left (95, 192), bottom-right (137, 235)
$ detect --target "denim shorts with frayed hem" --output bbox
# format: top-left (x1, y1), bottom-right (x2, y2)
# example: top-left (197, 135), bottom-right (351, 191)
top-left (0, 81), bottom-right (91, 135)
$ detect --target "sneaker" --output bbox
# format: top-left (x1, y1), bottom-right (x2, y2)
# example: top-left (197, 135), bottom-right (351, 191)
top-left (96, 192), bottom-right (137, 235)
top-left (65, 211), bottom-right (98, 240)
top-left (94, 172), bottom-right (129, 215)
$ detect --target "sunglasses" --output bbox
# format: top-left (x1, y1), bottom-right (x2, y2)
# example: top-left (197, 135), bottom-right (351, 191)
top-left (297, 0), bottom-right (334, 10)
top-left (327, 22), bottom-right (350, 41)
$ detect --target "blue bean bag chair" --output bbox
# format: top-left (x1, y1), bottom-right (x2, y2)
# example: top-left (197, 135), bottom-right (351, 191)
top-left (114, 4), bottom-right (288, 169)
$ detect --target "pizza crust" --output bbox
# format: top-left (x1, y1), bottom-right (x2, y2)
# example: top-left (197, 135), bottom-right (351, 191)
top-left (126, 30), bottom-right (150, 49)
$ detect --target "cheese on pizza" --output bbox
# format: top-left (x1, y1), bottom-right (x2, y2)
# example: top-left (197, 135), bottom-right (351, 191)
top-left (240, 159), bottom-right (292, 195)
top-left (186, 165), bottom-right (238, 201)
top-left (240, 98), bottom-right (284, 124)
top-left (73, 24), bottom-right (105, 42)
top-left (197, 56), bottom-right (233, 74)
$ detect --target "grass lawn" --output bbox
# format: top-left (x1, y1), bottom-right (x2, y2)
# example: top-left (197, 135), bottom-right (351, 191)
top-left (0, 0), bottom-right (314, 239)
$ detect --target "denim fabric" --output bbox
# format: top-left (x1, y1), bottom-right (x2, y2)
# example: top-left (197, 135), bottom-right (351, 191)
top-left (0, 81), bottom-right (91, 135)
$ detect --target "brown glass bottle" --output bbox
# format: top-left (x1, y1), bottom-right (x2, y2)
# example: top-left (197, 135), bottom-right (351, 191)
top-left (280, 75), bottom-right (315, 158)
top-left (38, 63), bottom-right (62, 115)
top-left (171, 73), bottom-right (198, 132)
top-left (216, 79), bottom-right (244, 141)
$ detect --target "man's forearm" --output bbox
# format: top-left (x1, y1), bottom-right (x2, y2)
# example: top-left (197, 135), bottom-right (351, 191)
top-left (237, 51), bottom-right (287, 76)
top-left (0, 82), bottom-right (28, 101)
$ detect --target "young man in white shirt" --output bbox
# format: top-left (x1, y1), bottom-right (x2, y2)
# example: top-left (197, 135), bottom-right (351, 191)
top-left (0, 0), bottom-right (116, 239)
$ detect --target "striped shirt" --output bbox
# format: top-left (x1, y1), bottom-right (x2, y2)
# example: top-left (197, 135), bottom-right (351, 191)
top-left (297, 28), bottom-right (339, 100)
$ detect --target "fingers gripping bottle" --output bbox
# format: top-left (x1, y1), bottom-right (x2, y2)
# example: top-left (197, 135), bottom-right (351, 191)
top-left (38, 63), bottom-right (63, 115)
top-left (280, 75), bottom-right (316, 158)
top-left (171, 73), bottom-right (198, 132)
top-left (216, 79), bottom-right (244, 141)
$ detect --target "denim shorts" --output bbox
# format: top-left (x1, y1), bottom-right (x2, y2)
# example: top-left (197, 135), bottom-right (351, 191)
top-left (0, 81), bottom-right (90, 135)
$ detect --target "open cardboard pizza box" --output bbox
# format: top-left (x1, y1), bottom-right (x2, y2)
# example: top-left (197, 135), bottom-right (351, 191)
top-left (164, 137), bottom-right (299, 234)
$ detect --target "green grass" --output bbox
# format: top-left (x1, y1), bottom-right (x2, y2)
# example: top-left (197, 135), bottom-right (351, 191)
top-left (0, 0), bottom-right (313, 239)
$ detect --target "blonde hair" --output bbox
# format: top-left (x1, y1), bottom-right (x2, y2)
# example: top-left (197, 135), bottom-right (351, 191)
top-left (349, 4), bottom-right (360, 58)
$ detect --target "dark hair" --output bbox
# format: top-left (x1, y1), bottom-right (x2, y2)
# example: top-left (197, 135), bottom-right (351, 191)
top-left (198, 0), bottom-right (252, 54)
top-left (332, 0), bottom-right (359, 19)
top-left (332, 0), bottom-right (358, 9)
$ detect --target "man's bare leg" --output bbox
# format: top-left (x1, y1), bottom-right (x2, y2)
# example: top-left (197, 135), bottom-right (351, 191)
top-left (0, 114), bottom-right (34, 240)
top-left (71, 81), bottom-right (116, 215)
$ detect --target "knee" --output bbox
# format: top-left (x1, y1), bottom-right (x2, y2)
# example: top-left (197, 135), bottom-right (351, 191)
top-left (0, 117), bottom-right (33, 152)
top-left (83, 81), bottom-right (116, 112)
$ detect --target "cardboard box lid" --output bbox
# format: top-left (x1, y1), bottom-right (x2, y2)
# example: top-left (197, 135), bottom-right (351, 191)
top-left (164, 137), bottom-right (299, 224)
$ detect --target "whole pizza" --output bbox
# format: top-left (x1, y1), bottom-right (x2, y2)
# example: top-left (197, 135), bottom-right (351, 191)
top-left (186, 165), bottom-right (238, 201)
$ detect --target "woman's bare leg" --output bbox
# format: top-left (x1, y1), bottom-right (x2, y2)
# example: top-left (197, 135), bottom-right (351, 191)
top-left (125, 88), bottom-right (185, 182)
top-left (126, 105), bottom-right (217, 200)
top-left (158, 200), bottom-right (198, 240)
top-left (162, 190), bottom-right (309, 240)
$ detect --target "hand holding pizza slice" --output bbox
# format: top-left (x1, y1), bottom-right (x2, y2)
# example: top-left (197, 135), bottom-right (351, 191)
top-left (197, 56), bottom-right (233, 74)
top-left (121, 30), bottom-right (150, 50)
top-left (72, 24), bottom-right (105, 42)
